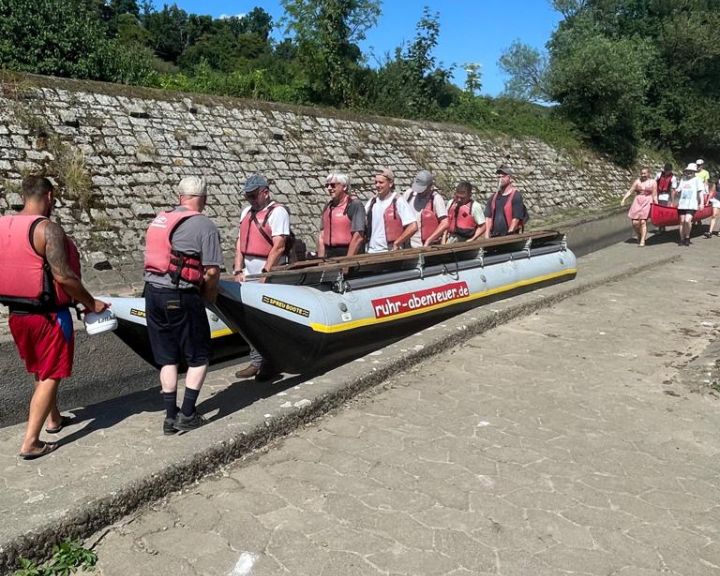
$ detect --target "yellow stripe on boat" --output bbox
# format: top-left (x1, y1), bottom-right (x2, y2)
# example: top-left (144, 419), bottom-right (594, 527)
top-left (211, 327), bottom-right (234, 339)
top-left (309, 268), bottom-right (576, 334)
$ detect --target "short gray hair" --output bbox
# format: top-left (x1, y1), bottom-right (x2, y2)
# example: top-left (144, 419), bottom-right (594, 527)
top-left (326, 172), bottom-right (350, 189)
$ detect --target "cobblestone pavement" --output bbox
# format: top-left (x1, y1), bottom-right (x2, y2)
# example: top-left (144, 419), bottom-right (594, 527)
top-left (88, 246), bottom-right (720, 576)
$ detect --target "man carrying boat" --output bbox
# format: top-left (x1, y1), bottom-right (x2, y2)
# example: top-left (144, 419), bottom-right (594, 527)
top-left (443, 181), bottom-right (486, 243)
top-left (144, 176), bottom-right (223, 434)
top-left (365, 168), bottom-right (417, 253)
top-left (484, 165), bottom-right (528, 238)
top-left (234, 174), bottom-right (291, 380)
top-left (0, 176), bottom-right (109, 459)
top-left (317, 172), bottom-right (366, 258)
top-left (403, 170), bottom-right (448, 247)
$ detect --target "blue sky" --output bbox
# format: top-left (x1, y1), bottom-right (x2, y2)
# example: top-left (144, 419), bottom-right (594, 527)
top-left (151, 1), bottom-right (562, 96)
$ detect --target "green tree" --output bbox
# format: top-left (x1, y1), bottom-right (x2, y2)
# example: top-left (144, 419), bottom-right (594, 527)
top-left (463, 63), bottom-right (482, 95)
top-left (546, 17), bottom-right (655, 164)
top-left (498, 41), bottom-right (547, 102)
top-left (281, 0), bottom-right (380, 106)
top-left (0, 0), bottom-right (111, 78)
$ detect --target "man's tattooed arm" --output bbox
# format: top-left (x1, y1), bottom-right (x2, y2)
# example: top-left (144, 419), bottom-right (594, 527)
top-left (44, 221), bottom-right (105, 312)
top-left (45, 222), bottom-right (78, 282)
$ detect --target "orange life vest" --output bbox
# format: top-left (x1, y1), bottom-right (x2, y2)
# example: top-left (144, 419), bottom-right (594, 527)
top-left (144, 210), bottom-right (204, 286)
top-left (321, 195), bottom-right (355, 248)
top-left (238, 202), bottom-right (285, 258)
top-left (367, 194), bottom-right (404, 244)
top-left (0, 214), bottom-right (81, 309)
top-left (447, 199), bottom-right (478, 239)
top-left (407, 191), bottom-right (440, 244)
top-left (488, 185), bottom-right (524, 236)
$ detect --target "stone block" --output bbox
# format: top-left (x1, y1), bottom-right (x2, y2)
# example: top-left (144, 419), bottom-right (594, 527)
top-left (88, 251), bottom-right (113, 270)
top-left (131, 203), bottom-right (156, 218)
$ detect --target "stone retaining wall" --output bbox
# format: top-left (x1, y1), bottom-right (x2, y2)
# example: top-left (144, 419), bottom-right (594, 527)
top-left (0, 74), bottom-right (632, 295)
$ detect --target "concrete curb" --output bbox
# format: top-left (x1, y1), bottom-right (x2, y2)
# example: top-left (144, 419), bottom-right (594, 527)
top-left (0, 246), bottom-right (680, 574)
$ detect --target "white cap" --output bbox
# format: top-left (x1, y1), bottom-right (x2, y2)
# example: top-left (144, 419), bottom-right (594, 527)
top-left (685, 162), bottom-right (698, 172)
top-left (696, 159), bottom-right (704, 165)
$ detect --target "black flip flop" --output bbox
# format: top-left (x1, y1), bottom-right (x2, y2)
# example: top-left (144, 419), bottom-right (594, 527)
top-left (19, 442), bottom-right (58, 460)
top-left (45, 415), bottom-right (74, 434)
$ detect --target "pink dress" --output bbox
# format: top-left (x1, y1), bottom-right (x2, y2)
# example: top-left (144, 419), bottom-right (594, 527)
top-left (627, 178), bottom-right (656, 220)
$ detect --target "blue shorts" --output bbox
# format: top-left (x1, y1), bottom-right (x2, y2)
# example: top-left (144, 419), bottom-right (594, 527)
top-left (145, 283), bottom-right (210, 367)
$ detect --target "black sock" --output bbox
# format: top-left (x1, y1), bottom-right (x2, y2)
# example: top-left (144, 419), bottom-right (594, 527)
top-left (181, 388), bottom-right (200, 417)
top-left (163, 392), bottom-right (178, 420)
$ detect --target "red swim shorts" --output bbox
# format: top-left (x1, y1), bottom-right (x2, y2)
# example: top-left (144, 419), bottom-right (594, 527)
top-left (9, 311), bottom-right (75, 381)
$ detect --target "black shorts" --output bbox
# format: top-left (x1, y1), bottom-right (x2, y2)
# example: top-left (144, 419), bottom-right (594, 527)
top-left (145, 283), bottom-right (210, 367)
top-left (678, 209), bottom-right (696, 216)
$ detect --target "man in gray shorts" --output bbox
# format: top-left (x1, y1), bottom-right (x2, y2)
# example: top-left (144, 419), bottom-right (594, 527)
top-left (143, 176), bottom-right (223, 434)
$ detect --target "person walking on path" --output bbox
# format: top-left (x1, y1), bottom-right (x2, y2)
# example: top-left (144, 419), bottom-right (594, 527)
top-left (705, 176), bottom-right (720, 239)
top-left (0, 176), bottom-right (108, 459)
top-left (233, 174), bottom-right (291, 380)
top-left (484, 165), bottom-right (528, 238)
top-left (317, 172), bottom-right (366, 258)
top-left (144, 176), bottom-right (223, 434)
top-left (676, 162), bottom-right (705, 246)
top-left (621, 167), bottom-right (657, 247)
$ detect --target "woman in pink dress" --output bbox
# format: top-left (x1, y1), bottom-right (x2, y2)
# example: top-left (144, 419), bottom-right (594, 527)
top-left (621, 167), bottom-right (658, 246)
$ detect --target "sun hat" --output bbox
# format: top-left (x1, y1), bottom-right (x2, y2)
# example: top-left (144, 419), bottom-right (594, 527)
top-left (685, 162), bottom-right (698, 172)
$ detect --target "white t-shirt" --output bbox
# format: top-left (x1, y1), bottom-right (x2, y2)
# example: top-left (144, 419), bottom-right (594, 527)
top-left (364, 192), bottom-right (416, 253)
top-left (239, 201), bottom-right (290, 274)
top-left (676, 176), bottom-right (704, 211)
top-left (404, 189), bottom-right (448, 247)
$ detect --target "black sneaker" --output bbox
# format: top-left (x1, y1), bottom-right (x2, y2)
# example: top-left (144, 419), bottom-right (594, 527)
top-left (163, 417), bottom-right (178, 435)
top-left (174, 411), bottom-right (206, 431)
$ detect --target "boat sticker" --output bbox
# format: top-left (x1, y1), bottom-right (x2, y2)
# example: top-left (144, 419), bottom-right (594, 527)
top-left (262, 295), bottom-right (310, 318)
top-left (130, 308), bottom-right (146, 318)
top-left (371, 281), bottom-right (470, 319)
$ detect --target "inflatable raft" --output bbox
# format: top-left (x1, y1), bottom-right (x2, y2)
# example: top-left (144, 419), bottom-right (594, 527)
top-left (209, 230), bottom-right (577, 374)
top-left (650, 202), bottom-right (713, 228)
top-left (99, 296), bottom-right (247, 368)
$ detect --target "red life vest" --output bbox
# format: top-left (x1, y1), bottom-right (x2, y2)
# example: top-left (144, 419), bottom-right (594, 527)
top-left (407, 191), bottom-right (440, 244)
top-left (321, 195), bottom-right (355, 248)
top-left (447, 199), bottom-right (478, 239)
top-left (489, 185), bottom-right (524, 235)
top-left (367, 194), bottom-right (404, 244)
top-left (657, 173), bottom-right (674, 193)
top-left (238, 202), bottom-right (285, 258)
top-left (144, 210), bottom-right (204, 286)
top-left (0, 214), bottom-right (81, 309)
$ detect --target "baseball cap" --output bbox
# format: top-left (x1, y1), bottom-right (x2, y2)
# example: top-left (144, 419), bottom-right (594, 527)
top-left (496, 164), bottom-right (513, 176)
top-left (696, 159), bottom-right (705, 166)
top-left (411, 170), bottom-right (433, 194)
top-left (244, 174), bottom-right (269, 194)
top-left (685, 162), bottom-right (698, 172)
top-left (376, 167), bottom-right (395, 182)
top-left (177, 176), bottom-right (207, 197)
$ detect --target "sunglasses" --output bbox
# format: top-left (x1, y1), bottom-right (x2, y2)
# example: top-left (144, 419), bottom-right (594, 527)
top-left (326, 182), bottom-right (341, 189)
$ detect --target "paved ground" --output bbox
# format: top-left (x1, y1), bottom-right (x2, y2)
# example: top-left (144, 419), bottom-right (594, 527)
top-left (82, 239), bottom-right (720, 576)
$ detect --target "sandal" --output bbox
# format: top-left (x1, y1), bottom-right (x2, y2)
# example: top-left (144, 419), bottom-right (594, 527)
top-left (45, 415), bottom-right (74, 434)
top-left (19, 442), bottom-right (58, 460)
